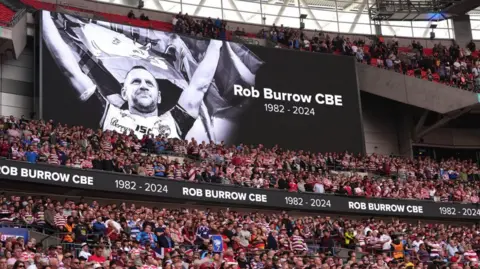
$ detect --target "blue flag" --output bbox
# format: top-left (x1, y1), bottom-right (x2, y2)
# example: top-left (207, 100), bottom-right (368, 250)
top-left (212, 235), bottom-right (223, 252)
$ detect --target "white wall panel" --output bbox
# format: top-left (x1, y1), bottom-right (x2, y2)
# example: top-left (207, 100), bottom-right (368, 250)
top-left (0, 47), bottom-right (34, 118)
top-left (1, 92), bottom-right (32, 109)
top-left (2, 62), bottom-right (33, 83)
top-left (1, 106), bottom-right (31, 118)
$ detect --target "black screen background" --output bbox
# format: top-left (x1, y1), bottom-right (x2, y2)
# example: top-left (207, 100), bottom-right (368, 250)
top-left (240, 45), bottom-right (365, 153)
top-left (42, 33), bottom-right (365, 154)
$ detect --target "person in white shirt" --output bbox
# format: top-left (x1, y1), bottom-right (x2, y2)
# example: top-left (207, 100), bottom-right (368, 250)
top-left (412, 235), bottom-right (424, 252)
top-left (313, 179), bottom-right (325, 194)
top-left (379, 231), bottom-right (392, 251)
top-left (78, 243), bottom-right (92, 260)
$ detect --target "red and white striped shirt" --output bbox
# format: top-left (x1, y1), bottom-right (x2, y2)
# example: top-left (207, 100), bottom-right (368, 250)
top-left (145, 165), bottom-right (155, 176)
top-left (188, 169), bottom-right (196, 181)
top-left (48, 154), bottom-right (60, 165)
top-left (101, 140), bottom-right (113, 151)
top-left (82, 159), bottom-right (93, 169)
top-left (290, 235), bottom-right (306, 252)
top-left (35, 211), bottom-right (45, 225)
top-left (54, 213), bottom-right (66, 228)
top-left (174, 168), bottom-right (183, 180)
top-left (464, 250), bottom-right (478, 263)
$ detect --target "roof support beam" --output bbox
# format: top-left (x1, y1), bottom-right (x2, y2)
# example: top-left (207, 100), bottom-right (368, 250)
top-left (415, 108), bottom-right (472, 140)
top-left (348, 0), bottom-right (367, 33)
top-left (273, 0), bottom-right (291, 25)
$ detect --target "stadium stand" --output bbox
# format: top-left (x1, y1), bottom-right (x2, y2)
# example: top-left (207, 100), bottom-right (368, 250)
top-left (0, 0), bottom-right (26, 26)
top-left (16, 0), bottom-right (480, 92)
top-left (1, 116), bottom-right (480, 203)
top-left (258, 27), bottom-right (480, 91)
top-left (0, 194), bottom-right (479, 269)
top-left (1, 1), bottom-right (480, 269)
top-left (0, 3), bottom-right (16, 26)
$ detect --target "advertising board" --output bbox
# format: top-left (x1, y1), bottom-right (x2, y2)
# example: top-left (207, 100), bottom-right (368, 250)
top-left (1, 159), bottom-right (478, 220)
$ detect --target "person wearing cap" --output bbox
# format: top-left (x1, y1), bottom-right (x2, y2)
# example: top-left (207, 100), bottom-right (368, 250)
top-left (170, 252), bottom-right (187, 269)
top-left (79, 243), bottom-right (91, 260)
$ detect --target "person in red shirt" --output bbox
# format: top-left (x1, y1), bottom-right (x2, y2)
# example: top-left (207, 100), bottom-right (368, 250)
top-left (106, 222), bottom-right (120, 242)
top-left (288, 179), bottom-right (298, 192)
top-left (87, 245), bottom-right (106, 263)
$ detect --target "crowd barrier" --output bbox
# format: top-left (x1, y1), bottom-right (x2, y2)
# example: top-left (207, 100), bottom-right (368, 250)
top-left (1, 159), bottom-right (479, 220)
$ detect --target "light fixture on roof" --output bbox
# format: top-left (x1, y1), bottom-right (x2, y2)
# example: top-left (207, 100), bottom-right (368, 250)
top-left (430, 24), bottom-right (437, 40)
top-left (300, 14), bottom-right (307, 29)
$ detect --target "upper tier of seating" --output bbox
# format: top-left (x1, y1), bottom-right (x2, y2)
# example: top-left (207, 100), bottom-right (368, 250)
top-left (0, 2), bottom-right (16, 26)
top-left (19, 0), bottom-right (480, 92)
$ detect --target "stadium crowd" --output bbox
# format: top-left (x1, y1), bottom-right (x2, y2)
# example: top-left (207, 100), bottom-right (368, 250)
top-left (171, 13), bottom-right (228, 40)
top-left (1, 116), bottom-right (480, 204)
top-left (0, 194), bottom-right (479, 269)
top-left (258, 25), bottom-right (480, 91)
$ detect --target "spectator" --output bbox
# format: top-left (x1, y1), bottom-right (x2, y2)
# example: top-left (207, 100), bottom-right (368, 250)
top-left (87, 245), bottom-right (106, 263)
top-left (137, 224), bottom-right (158, 248)
top-left (7, 247), bottom-right (22, 266)
top-left (78, 243), bottom-right (91, 260)
top-left (234, 27), bottom-right (245, 36)
top-left (4, 116), bottom-right (480, 203)
top-left (127, 10), bottom-right (135, 19)
top-left (140, 13), bottom-right (149, 21)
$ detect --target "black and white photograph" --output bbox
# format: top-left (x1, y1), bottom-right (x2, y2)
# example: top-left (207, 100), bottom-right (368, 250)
top-left (41, 10), bottom-right (364, 153)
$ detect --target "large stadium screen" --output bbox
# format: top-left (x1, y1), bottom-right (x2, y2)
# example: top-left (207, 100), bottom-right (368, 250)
top-left (40, 10), bottom-right (364, 153)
